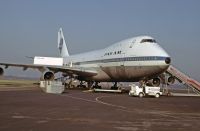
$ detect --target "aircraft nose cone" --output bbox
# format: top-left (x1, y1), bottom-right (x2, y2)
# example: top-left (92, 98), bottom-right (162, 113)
top-left (165, 57), bottom-right (171, 64)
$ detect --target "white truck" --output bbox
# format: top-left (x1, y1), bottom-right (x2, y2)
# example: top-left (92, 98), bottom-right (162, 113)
top-left (129, 84), bottom-right (162, 98)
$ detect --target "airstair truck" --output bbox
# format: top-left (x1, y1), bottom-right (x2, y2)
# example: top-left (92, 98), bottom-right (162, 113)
top-left (129, 84), bottom-right (162, 98)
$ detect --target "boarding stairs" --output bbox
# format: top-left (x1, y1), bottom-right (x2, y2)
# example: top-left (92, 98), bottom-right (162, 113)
top-left (166, 65), bottom-right (200, 94)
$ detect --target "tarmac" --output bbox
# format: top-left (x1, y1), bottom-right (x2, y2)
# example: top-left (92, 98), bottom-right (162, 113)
top-left (0, 86), bottom-right (200, 131)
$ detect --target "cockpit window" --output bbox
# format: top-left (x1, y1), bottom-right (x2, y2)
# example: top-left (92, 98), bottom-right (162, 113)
top-left (140, 39), bottom-right (156, 43)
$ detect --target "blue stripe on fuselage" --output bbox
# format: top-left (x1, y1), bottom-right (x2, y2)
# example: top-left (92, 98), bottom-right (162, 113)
top-left (74, 56), bottom-right (168, 65)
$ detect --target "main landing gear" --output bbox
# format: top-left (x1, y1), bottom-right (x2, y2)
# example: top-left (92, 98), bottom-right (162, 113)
top-left (92, 82), bottom-right (102, 89)
top-left (77, 81), bottom-right (86, 88)
top-left (111, 82), bottom-right (120, 90)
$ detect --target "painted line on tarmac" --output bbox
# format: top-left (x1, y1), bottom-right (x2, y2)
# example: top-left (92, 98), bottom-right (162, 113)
top-left (95, 95), bottom-right (127, 109)
top-left (57, 93), bottom-right (182, 119)
top-left (63, 95), bottom-right (98, 104)
top-left (62, 94), bottom-right (127, 109)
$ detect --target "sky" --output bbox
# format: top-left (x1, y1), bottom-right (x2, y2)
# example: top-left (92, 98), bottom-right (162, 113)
top-left (0, 0), bottom-right (200, 81)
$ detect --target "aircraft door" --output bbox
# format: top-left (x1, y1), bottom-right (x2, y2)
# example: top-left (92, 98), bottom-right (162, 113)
top-left (120, 52), bottom-right (125, 66)
top-left (115, 50), bottom-right (125, 80)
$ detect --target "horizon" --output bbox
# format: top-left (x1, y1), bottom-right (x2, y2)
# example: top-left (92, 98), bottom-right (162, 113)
top-left (0, 0), bottom-right (200, 81)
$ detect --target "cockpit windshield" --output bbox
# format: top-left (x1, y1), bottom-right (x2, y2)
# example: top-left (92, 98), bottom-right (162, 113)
top-left (140, 39), bottom-right (156, 43)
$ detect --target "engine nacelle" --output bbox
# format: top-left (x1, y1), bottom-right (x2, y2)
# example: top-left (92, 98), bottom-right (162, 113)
top-left (167, 76), bottom-right (175, 85)
top-left (42, 71), bottom-right (55, 81)
top-left (62, 73), bottom-right (68, 77)
top-left (0, 67), bottom-right (4, 76)
top-left (147, 77), bottom-right (161, 87)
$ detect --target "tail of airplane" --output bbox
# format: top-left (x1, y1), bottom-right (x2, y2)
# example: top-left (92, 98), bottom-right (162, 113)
top-left (58, 28), bottom-right (69, 57)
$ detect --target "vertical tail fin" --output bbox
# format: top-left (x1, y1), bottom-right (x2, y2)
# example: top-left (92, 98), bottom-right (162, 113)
top-left (58, 28), bottom-right (69, 57)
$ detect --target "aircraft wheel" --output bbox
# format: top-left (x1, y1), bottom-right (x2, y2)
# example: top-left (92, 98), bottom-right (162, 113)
top-left (82, 85), bottom-right (86, 88)
top-left (111, 86), bottom-right (118, 90)
top-left (97, 86), bottom-right (102, 89)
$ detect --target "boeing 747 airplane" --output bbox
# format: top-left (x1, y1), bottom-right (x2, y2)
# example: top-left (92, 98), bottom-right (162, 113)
top-left (0, 28), bottom-right (172, 89)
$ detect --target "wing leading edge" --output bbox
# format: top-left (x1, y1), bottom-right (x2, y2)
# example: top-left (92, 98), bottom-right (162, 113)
top-left (0, 63), bottom-right (97, 77)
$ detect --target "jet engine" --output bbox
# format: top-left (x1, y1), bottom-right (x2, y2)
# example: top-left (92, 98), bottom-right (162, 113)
top-left (41, 71), bottom-right (55, 81)
top-left (147, 77), bottom-right (161, 87)
top-left (0, 67), bottom-right (4, 76)
top-left (62, 73), bottom-right (68, 77)
top-left (167, 76), bottom-right (175, 85)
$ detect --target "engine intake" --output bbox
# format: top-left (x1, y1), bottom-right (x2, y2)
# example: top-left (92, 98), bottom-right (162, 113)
top-left (0, 67), bottom-right (4, 76)
top-left (147, 77), bottom-right (161, 87)
top-left (42, 71), bottom-right (55, 81)
top-left (167, 76), bottom-right (175, 85)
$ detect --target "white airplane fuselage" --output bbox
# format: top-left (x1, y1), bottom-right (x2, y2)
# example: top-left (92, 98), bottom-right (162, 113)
top-left (63, 36), bottom-right (171, 82)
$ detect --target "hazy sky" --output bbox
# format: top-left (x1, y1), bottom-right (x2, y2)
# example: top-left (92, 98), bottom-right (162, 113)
top-left (0, 0), bottom-right (200, 81)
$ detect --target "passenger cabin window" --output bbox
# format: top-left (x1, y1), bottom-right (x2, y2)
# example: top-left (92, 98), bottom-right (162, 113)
top-left (140, 39), bottom-right (156, 43)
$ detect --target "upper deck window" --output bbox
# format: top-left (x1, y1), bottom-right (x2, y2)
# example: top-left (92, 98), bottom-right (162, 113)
top-left (140, 39), bottom-right (156, 43)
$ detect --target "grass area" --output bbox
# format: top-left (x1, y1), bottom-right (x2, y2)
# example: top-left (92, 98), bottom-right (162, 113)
top-left (0, 79), bottom-right (38, 87)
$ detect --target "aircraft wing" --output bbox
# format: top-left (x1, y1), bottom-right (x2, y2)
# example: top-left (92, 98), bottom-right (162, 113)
top-left (0, 63), bottom-right (97, 77)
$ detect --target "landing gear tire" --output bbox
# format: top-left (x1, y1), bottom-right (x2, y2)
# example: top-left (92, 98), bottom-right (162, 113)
top-left (87, 81), bottom-right (93, 89)
top-left (111, 86), bottom-right (118, 90)
top-left (92, 82), bottom-right (101, 89)
top-left (77, 85), bottom-right (86, 88)
top-left (95, 86), bottom-right (102, 89)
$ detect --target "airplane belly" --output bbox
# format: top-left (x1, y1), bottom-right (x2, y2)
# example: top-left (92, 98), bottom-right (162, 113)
top-left (97, 65), bottom-right (169, 82)
top-left (124, 65), bottom-right (168, 80)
